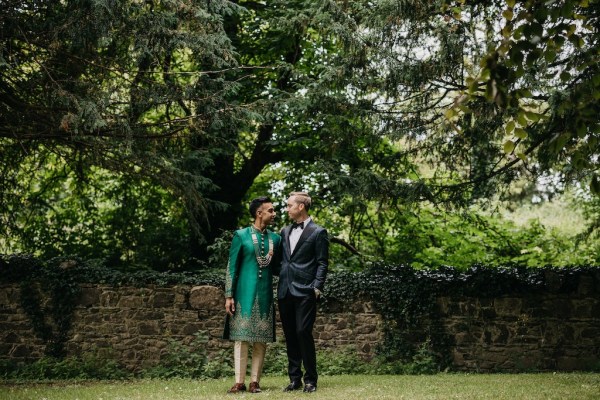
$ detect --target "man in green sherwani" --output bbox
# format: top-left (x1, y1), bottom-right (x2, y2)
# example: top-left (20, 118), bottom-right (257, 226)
top-left (224, 196), bottom-right (281, 394)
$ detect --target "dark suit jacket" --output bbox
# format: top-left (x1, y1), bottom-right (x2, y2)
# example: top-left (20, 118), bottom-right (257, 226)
top-left (276, 220), bottom-right (329, 299)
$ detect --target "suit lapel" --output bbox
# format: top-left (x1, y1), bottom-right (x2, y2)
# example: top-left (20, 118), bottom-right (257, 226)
top-left (291, 222), bottom-right (317, 257)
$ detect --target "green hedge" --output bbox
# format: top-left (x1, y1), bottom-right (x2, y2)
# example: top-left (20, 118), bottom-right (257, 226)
top-left (4, 255), bottom-right (597, 296)
top-left (0, 254), bottom-right (224, 288)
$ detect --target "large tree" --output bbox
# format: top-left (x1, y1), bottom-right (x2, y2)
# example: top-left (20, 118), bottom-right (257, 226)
top-left (2, 0), bottom-right (597, 267)
top-left (298, 0), bottom-right (599, 263)
top-left (1, 0), bottom-right (248, 260)
top-left (0, 0), bottom-right (406, 263)
top-left (346, 0), bottom-right (599, 202)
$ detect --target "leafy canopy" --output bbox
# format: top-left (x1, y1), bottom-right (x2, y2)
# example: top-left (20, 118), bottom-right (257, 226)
top-left (1, 0), bottom-right (598, 268)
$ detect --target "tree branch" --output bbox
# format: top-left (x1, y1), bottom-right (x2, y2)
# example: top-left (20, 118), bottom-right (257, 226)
top-left (330, 236), bottom-right (361, 256)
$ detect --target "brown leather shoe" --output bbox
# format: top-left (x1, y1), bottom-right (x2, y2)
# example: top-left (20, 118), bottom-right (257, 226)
top-left (227, 383), bottom-right (247, 393)
top-left (249, 382), bottom-right (262, 393)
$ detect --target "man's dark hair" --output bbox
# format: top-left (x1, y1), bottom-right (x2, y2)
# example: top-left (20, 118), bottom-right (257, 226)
top-left (249, 196), bottom-right (272, 218)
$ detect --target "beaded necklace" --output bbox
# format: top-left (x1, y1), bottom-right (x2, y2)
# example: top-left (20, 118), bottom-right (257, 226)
top-left (251, 226), bottom-right (273, 278)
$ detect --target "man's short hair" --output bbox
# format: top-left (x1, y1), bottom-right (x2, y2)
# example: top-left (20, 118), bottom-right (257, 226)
top-left (290, 191), bottom-right (312, 212)
top-left (249, 196), bottom-right (272, 218)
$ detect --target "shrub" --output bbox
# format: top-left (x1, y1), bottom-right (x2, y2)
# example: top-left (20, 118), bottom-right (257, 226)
top-left (0, 354), bottom-right (128, 381)
top-left (262, 341), bottom-right (289, 376)
top-left (202, 349), bottom-right (233, 379)
top-left (142, 332), bottom-right (209, 379)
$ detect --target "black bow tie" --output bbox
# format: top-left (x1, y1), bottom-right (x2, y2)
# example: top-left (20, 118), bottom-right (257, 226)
top-left (292, 221), bottom-right (304, 230)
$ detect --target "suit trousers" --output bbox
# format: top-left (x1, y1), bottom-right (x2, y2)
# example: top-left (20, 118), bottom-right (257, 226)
top-left (278, 292), bottom-right (318, 385)
top-left (234, 341), bottom-right (266, 384)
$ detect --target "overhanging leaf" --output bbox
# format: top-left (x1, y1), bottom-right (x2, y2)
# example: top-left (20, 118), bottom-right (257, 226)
top-left (503, 140), bottom-right (516, 154)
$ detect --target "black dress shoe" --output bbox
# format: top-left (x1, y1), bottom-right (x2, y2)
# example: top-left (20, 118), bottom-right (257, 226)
top-left (283, 381), bottom-right (302, 392)
top-left (303, 383), bottom-right (317, 393)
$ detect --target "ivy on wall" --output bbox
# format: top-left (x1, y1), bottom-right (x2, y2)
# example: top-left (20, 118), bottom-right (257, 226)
top-left (2, 255), bottom-right (599, 364)
top-left (0, 255), bottom-right (223, 358)
top-left (324, 263), bottom-right (600, 368)
top-left (0, 255), bottom-right (224, 288)
top-left (20, 270), bottom-right (80, 358)
top-left (0, 255), bottom-right (81, 357)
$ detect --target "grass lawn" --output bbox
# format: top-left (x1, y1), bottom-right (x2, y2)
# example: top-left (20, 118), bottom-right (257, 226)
top-left (1, 373), bottom-right (599, 400)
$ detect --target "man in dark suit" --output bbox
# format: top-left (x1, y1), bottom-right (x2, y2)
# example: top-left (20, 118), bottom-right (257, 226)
top-left (277, 191), bottom-right (329, 393)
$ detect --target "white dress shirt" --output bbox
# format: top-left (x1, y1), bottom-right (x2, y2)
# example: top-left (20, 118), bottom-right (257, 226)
top-left (289, 217), bottom-right (311, 254)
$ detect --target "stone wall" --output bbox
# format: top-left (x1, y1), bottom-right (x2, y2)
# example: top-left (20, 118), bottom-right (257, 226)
top-left (438, 293), bottom-right (600, 371)
top-left (1, 280), bottom-right (599, 372)
top-left (0, 284), bottom-right (383, 371)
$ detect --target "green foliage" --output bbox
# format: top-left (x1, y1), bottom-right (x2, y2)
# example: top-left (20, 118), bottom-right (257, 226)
top-left (0, 151), bottom-right (201, 271)
top-left (207, 230), bottom-right (235, 270)
top-left (317, 347), bottom-right (372, 376)
top-left (142, 332), bottom-right (211, 379)
top-left (0, 0), bottom-right (248, 260)
top-left (320, 197), bottom-right (599, 271)
top-left (325, 262), bottom-right (600, 370)
top-left (201, 349), bottom-right (234, 380)
top-left (261, 341), bottom-right (289, 377)
top-left (0, 0), bottom-right (413, 263)
top-left (402, 340), bottom-right (440, 375)
top-left (439, 0), bottom-right (600, 195)
top-left (408, 211), bottom-right (599, 268)
top-left (265, 342), bottom-right (439, 376)
top-left (0, 255), bottom-right (223, 288)
top-left (370, 340), bottom-right (440, 375)
top-left (578, 191), bottom-right (600, 238)
top-left (0, 354), bottom-right (127, 381)
top-left (15, 257), bottom-right (81, 358)
top-left (2, 0), bottom-right (598, 273)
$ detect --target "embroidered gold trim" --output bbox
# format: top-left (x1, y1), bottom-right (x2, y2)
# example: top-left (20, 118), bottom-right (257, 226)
top-left (225, 256), bottom-right (234, 297)
top-left (229, 296), bottom-right (274, 342)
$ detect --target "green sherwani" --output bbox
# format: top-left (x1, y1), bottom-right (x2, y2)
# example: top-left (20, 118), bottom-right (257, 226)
top-left (224, 227), bottom-right (281, 343)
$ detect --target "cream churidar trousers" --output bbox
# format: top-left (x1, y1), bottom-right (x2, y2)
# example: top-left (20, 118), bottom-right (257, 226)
top-left (234, 341), bottom-right (267, 383)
